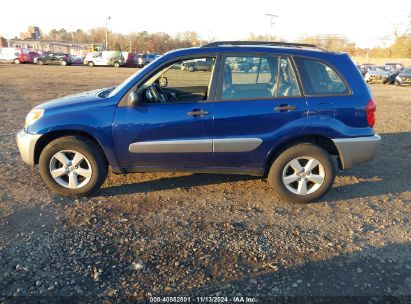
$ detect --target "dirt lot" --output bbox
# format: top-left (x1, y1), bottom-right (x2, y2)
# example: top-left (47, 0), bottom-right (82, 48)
top-left (0, 65), bottom-right (411, 303)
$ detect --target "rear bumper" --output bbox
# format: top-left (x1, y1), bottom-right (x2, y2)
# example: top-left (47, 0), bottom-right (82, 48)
top-left (16, 130), bottom-right (41, 166)
top-left (332, 134), bottom-right (381, 169)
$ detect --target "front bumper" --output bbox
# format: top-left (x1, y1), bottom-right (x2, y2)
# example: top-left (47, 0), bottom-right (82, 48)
top-left (16, 130), bottom-right (41, 165)
top-left (365, 75), bottom-right (388, 83)
top-left (397, 78), bottom-right (411, 85)
top-left (332, 134), bottom-right (381, 169)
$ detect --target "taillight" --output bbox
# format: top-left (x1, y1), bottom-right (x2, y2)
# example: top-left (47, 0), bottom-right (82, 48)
top-left (366, 99), bottom-right (376, 128)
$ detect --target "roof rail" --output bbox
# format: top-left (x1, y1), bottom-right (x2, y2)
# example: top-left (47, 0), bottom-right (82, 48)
top-left (202, 41), bottom-right (320, 49)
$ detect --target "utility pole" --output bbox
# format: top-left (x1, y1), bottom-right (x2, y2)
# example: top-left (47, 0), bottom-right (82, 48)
top-left (105, 16), bottom-right (111, 50)
top-left (265, 13), bottom-right (278, 42)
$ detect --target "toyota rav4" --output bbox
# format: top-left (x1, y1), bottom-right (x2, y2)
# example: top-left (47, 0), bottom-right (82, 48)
top-left (16, 41), bottom-right (380, 203)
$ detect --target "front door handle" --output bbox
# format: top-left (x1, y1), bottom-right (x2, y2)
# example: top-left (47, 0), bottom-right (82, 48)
top-left (187, 110), bottom-right (209, 116)
top-left (274, 105), bottom-right (297, 112)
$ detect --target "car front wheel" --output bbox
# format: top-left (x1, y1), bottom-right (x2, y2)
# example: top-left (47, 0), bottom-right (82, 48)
top-left (268, 143), bottom-right (335, 203)
top-left (39, 136), bottom-right (107, 197)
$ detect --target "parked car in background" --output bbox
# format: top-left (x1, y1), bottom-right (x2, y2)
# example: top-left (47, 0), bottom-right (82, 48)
top-left (0, 48), bottom-right (32, 64)
top-left (36, 53), bottom-right (72, 66)
top-left (365, 66), bottom-right (397, 84)
top-left (16, 41), bottom-right (380, 203)
top-left (385, 62), bottom-right (404, 73)
top-left (70, 55), bottom-right (84, 65)
top-left (84, 51), bottom-right (124, 67)
top-left (121, 52), bottom-right (137, 68)
top-left (359, 64), bottom-right (376, 77)
top-left (135, 53), bottom-right (160, 68)
top-left (395, 67), bottom-right (411, 86)
top-left (181, 58), bottom-right (214, 71)
top-left (29, 51), bottom-right (40, 63)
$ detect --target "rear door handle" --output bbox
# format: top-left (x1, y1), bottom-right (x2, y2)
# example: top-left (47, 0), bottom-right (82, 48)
top-left (187, 110), bottom-right (209, 116)
top-left (274, 105), bottom-right (297, 112)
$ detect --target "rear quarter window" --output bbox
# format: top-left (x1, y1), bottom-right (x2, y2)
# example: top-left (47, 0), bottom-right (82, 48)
top-left (294, 57), bottom-right (349, 95)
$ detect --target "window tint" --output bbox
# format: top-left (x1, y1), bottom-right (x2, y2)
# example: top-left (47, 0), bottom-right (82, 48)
top-left (294, 57), bottom-right (348, 95)
top-left (140, 57), bottom-right (216, 103)
top-left (221, 56), bottom-right (301, 100)
top-left (164, 58), bottom-right (215, 88)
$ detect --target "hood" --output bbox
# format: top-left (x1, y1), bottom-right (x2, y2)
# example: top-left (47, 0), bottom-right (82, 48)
top-left (38, 87), bottom-right (114, 111)
top-left (398, 72), bottom-right (411, 77)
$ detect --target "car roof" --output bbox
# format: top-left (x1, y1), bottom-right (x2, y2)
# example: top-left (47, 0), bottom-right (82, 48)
top-left (166, 45), bottom-right (336, 58)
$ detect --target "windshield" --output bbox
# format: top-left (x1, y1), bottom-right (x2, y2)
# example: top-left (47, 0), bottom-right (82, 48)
top-left (403, 68), bottom-right (411, 74)
top-left (108, 55), bottom-right (163, 98)
top-left (374, 66), bottom-right (387, 71)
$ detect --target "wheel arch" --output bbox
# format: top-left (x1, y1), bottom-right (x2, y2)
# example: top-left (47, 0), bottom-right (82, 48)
top-left (263, 134), bottom-right (341, 177)
top-left (34, 130), bottom-right (108, 166)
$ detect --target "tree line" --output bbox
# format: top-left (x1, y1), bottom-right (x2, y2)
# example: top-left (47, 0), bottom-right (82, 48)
top-left (44, 28), bottom-right (206, 54)
top-left (43, 28), bottom-right (411, 58)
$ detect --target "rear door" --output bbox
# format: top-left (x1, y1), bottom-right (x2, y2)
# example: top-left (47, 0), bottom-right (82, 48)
top-left (211, 53), bottom-right (308, 174)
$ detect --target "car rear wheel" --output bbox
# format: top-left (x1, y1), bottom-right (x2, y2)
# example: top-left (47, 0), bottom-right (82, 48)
top-left (39, 136), bottom-right (107, 197)
top-left (14, 59), bottom-right (21, 64)
top-left (188, 66), bottom-right (194, 72)
top-left (60, 60), bottom-right (67, 66)
top-left (268, 143), bottom-right (335, 203)
top-left (38, 60), bottom-right (44, 65)
top-left (113, 62), bottom-right (120, 68)
top-left (88, 61), bottom-right (94, 67)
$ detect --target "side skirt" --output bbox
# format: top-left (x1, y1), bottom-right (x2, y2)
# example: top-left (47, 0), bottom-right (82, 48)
top-left (122, 166), bottom-right (264, 176)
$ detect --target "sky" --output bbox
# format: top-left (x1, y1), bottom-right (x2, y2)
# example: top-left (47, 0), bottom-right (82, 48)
top-left (0, 0), bottom-right (410, 48)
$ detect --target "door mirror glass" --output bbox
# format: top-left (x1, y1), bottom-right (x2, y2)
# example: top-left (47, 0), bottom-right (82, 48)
top-left (127, 90), bottom-right (139, 106)
top-left (159, 76), bottom-right (168, 87)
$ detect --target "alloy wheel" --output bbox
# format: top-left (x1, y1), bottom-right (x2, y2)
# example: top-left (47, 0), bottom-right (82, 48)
top-left (282, 156), bottom-right (325, 195)
top-left (49, 150), bottom-right (92, 189)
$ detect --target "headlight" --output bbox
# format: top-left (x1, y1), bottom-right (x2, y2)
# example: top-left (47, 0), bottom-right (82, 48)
top-left (25, 108), bottom-right (44, 129)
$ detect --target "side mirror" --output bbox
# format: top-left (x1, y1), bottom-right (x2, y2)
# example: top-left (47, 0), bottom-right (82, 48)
top-left (127, 90), bottom-right (139, 106)
top-left (159, 76), bottom-right (168, 88)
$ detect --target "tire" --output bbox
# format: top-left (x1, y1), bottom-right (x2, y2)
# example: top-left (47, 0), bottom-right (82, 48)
top-left (38, 60), bottom-right (44, 65)
top-left (39, 136), bottom-right (108, 197)
top-left (88, 61), bottom-right (94, 67)
top-left (113, 62), bottom-right (120, 68)
top-left (268, 143), bottom-right (335, 203)
top-left (60, 60), bottom-right (67, 66)
top-left (188, 66), bottom-right (194, 72)
top-left (14, 59), bottom-right (21, 64)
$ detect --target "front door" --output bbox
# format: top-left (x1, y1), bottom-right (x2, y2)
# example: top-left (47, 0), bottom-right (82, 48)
top-left (113, 55), bottom-right (218, 171)
top-left (212, 54), bottom-right (308, 174)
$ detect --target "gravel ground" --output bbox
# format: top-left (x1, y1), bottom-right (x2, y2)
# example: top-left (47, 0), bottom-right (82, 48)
top-left (0, 65), bottom-right (411, 303)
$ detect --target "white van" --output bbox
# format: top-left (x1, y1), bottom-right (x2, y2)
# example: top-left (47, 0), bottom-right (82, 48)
top-left (0, 48), bottom-right (32, 64)
top-left (83, 51), bottom-right (125, 67)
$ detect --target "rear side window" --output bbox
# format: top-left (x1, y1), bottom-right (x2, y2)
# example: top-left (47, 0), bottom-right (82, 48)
top-left (220, 55), bottom-right (301, 100)
top-left (294, 57), bottom-right (348, 95)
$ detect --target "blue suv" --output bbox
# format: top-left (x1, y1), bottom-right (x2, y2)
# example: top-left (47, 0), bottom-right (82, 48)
top-left (16, 41), bottom-right (380, 203)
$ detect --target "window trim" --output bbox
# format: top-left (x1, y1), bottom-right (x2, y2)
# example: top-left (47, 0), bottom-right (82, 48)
top-left (291, 55), bottom-right (352, 97)
top-left (119, 53), bottom-right (221, 107)
top-left (214, 52), bottom-right (304, 102)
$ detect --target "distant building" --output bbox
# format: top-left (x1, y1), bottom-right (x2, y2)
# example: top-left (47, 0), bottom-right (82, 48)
top-left (0, 36), bottom-right (8, 47)
top-left (7, 38), bottom-right (104, 56)
top-left (20, 26), bottom-right (41, 40)
top-left (2, 26), bottom-right (104, 56)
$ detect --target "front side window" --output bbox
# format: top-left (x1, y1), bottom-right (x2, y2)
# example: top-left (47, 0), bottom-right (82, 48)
top-left (294, 57), bottom-right (349, 95)
top-left (221, 55), bottom-right (301, 100)
top-left (138, 57), bottom-right (216, 103)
